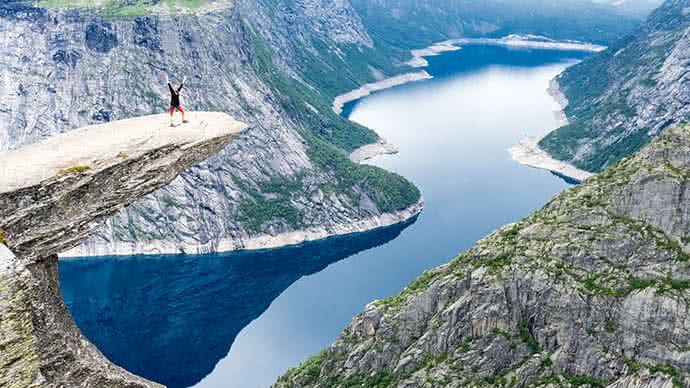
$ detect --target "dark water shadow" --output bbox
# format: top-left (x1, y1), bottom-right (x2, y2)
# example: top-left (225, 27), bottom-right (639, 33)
top-left (59, 216), bottom-right (417, 388)
top-left (550, 171), bottom-right (582, 185)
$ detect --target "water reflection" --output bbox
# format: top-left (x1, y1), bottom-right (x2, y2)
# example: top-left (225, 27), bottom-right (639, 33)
top-left (62, 44), bottom-right (591, 388)
top-left (59, 217), bottom-right (417, 388)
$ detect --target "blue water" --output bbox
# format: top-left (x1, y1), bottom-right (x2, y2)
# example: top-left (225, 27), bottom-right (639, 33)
top-left (60, 45), bottom-right (590, 388)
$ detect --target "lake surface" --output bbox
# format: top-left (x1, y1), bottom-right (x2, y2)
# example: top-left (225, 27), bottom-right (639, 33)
top-left (60, 45), bottom-right (589, 388)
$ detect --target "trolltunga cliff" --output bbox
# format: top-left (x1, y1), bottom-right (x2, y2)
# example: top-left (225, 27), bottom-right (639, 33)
top-left (0, 112), bottom-right (245, 388)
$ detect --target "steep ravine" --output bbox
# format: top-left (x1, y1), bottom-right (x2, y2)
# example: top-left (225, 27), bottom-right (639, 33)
top-left (274, 125), bottom-right (690, 388)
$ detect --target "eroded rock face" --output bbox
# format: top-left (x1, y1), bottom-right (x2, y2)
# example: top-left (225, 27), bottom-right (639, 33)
top-left (0, 113), bottom-right (243, 387)
top-left (274, 127), bottom-right (690, 387)
top-left (0, 246), bottom-right (160, 388)
top-left (0, 1), bottom-right (421, 257)
top-left (540, 0), bottom-right (690, 172)
top-left (0, 113), bottom-right (245, 261)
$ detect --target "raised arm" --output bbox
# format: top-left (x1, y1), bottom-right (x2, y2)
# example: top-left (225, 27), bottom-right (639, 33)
top-left (168, 82), bottom-right (175, 94)
top-left (176, 77), bottom-right (186, 93)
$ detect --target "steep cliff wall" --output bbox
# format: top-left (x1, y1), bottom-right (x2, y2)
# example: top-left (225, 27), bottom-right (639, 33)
top-left (0, 1), bottom-right (421, 256)
top-left (539, 0), bottom-right (690, 172)
top-left (274, 125), bottom-right (690, 388)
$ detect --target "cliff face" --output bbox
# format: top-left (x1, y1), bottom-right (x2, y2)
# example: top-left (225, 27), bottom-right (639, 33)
top-left (274, 125), bottom-right (690, 388)
top-left (0, 1), bottom-right (422, 256)
top-left (0, 113), bottom-right (243, 388)
top-left (539, 0), bottom-right (690, 173)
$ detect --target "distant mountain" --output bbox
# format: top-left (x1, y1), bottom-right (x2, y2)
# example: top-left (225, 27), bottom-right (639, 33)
top-left (540, 0), bottom-right (690, 172)
top-left (351, 0), bottom-right (646, 49)
top-left (593, 0), bottom-right (665, 17)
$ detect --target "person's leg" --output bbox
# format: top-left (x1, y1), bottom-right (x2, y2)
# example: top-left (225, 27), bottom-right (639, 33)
top-left (169, 106), bottom-right (175, 125)
top-left (179, 106), bottom-right (186, 123)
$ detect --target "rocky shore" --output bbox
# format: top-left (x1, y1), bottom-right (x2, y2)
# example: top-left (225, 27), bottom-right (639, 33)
top-left (349, 138), bottom-right (399, 163)
top-left (508, 136), bottom-right (594, 182)
top-left (332, 71), bottom-right (433, 115)
top-left (509, 78), bottom-right (595, 182)
top-left (62, 198), bottom-right (424, 257)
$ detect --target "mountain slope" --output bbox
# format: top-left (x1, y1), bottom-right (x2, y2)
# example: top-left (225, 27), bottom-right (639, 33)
top-left (351, 0), bottom-right (643, 51)
top-left (1, 0), bottom-right (644, 256)
top-left (274, 125), bottom-right (690, 388)
top-left (539, 0), bottom-right (690, 172)
top-left (1, 1), bottom-right (422, 255)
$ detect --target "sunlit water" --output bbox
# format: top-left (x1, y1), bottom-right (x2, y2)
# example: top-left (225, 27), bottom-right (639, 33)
top-left (60, 45), bottom-right (589, 388)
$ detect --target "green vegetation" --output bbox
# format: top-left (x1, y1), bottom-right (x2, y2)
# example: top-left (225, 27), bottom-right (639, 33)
top-left (0, 230), bottom-right (8, 246)
top-left (249, 29), bottom-right (380, 152)
top-left (61, 165), bottom-right (91, 174)
top-left (237, 175), bottom-right (305, 233)
top-left (540, 124), bottom-right (651, 172)
top-left (649, 364), bottom-right (683, 388)
top-left (565, 374), bottom-right (606, 387)
top-left (277, 350), bottom-right (328, 386)
top-left (537, 12), bottom-right (679, 173)
top-left (116, 152), bottom-right (129, 159)
top-left (279, 350), bottom-right (451, 388)
top-left (380, 268), bottom-right (444, 309)
top-left (304, 133), bottom-right (420, 213)
top-left (519, 320), bottom-right (541, 353)
top-left (236, 28), bottom-right (421, 234)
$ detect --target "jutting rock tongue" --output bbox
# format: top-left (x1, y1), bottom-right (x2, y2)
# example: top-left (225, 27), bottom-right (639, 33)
top-left (0, 112), bottom-right (246, 387)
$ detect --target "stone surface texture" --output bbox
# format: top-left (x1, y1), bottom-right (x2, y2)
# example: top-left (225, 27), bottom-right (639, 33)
top-left (0, 0), bottom-right (421, 257)
top-left (273, 126), bottom-right (690, 388)
top-left (0, 114), bottom-right (243, 387)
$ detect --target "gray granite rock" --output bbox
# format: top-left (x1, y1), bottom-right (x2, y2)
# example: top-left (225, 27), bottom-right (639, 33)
top-left (273, 127), bottom-right (690, 387)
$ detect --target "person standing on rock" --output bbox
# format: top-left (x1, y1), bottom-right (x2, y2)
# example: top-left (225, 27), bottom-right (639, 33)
top-left (168, 76), bottom-right (187, 126)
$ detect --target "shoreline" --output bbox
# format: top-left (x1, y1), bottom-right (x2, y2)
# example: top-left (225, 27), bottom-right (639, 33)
top-left (332, 71), bottom-right (432, 115)
top-left (345, 34), bottom-right (606, 162)
top-left (349, 138), bottom-right (399, 163)
top-left (508, 78), bottom-right (595, 183)
top-left (61, 198), bottom-right (424, 258)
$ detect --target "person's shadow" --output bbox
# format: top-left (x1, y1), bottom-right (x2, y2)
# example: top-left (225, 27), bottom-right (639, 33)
top-left (59, 216), bottom-right (417, 388)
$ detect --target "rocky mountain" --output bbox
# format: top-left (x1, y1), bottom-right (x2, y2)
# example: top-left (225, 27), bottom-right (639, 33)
top-left (1, 0), bottom-right (422, 256)
top-left (539, 0), bottom-right (690, 173)
top-left (0, 0), bottom-right (643, 256)
top-left (274, 124), bottom-right (690, 388)
top-left (350, 0), bottom-right (643, 51)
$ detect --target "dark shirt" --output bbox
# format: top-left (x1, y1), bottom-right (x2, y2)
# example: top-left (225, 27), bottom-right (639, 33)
top-left (168, 82), bottom-right (184, 107)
